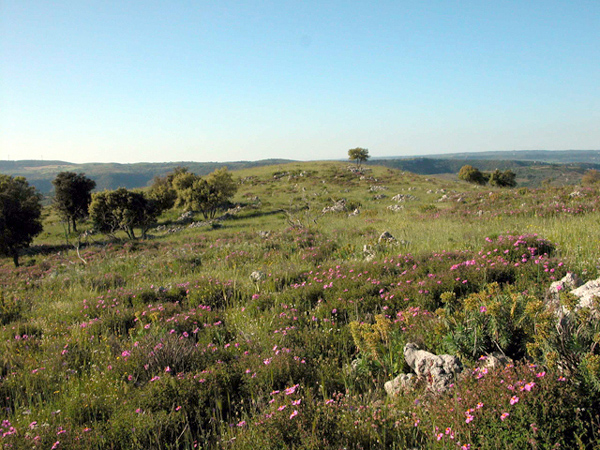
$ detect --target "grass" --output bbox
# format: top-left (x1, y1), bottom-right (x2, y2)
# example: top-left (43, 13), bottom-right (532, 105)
top-left (1, 161), bottom-right (600, 449)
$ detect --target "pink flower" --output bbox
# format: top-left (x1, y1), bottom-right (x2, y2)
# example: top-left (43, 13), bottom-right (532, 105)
top-left (524, 382), bottom-right (535, 391)
top-left (536, 371), bottom-right (546, 378)
top-left (292, 399), bottom-right (301, 406)
top-left (237, 420), bottom-right (246, 427)
top-left (290, 410), bottom-right (298, 419)
top-left (510, 396), bottom-right (519, 405)
top-left (52, 442), bottom-right (60, 450)
top-left (278, 405), bottom-right (287, 411)
top-left (501, 412), bottom-right (510, 421)
top-left (476, 402), bottom-right (484, 409)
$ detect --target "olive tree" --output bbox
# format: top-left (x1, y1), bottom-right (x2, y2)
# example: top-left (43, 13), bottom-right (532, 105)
top-left (0, 175), bottom-right (43, 267)
top-left (52, 172), bottom-right (96, 232)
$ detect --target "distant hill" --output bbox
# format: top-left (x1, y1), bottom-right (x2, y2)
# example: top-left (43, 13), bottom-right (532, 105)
top-left (2, 150), bottom-right (599, 194)
top-left (378, 150), bottom-right (600, 164)
top-left (0, 159), bottom-right (294, 194)
top-left (368, 157), bottom-right (600, 187)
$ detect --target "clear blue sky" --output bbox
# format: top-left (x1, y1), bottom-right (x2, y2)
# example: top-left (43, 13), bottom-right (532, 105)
top-left (1, 1), bottom-right (599, 163)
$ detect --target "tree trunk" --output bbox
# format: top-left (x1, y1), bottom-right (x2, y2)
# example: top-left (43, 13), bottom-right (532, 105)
top-left (11, 249), bottom-right (19, 267)
top-left (72, 218), bottom-right (78, 233)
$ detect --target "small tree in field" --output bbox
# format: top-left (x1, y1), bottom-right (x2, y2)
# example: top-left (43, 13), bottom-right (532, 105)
top-left (172, 168), bottom-right (238, 219)
top-left (348, 148), bottom-right (370, 168)
top-left (89, 188), bottom-right (159, 239)
top-left (489, 169), bottom-right (517, 188)
top-left (52, 172), bottom-right (96, 232)
top-left (0, 175), bottom-right (43, 267)
top-left (458, 165), bottom-right (488, 185)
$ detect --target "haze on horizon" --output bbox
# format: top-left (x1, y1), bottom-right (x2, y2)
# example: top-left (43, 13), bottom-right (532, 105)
top-left (1, 1), bottom-right (599, 164)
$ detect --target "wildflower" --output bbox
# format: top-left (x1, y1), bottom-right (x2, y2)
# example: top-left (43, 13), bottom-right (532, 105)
top-left (479, 306), bottom-right (487, 313)
top-left (278, 405), bottom-right (287, 411)
top-left (524, 382), bottom-right (535, 391)
top-left (436, 433), bottom-right (444, 441)
top-left (536, 371), bottom-right (546, 378)
top-left (500, 412), bottom-right (510, 421)
top-left (476, 402), bottom-right (484, 409)
top-left (510, 396), bottom-right (519, 405)
top-left (292, 399), bottom-right (301, 406)
top-left (558, 376), bottom-right (566, 382)
top-left (52, 442), bottom-right (60, 450)
top-left (29, 421), bottom-right (37, 429)
top-left (237, 421), bottom-right (246, 427)
top-left (290, 410), bottom-right (298, 419)
top-left (465, 415), bottom-right (474, 423)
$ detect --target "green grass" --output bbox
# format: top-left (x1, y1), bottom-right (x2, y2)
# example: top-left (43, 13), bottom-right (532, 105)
top-left (1, 161), bottom-right (600, 449)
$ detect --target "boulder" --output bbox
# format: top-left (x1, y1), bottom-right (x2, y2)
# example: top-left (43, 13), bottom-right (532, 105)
top-left (570, 278), bottom-right (600, 313)
top-left (384, 373), bottom-right (415, 397)
top-left (378, 231), bottom-right (396, 243)
top-left (403, 343), bottom-right (461, 393)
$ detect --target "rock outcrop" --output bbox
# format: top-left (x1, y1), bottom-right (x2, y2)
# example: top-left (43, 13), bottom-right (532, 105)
top-left (403, 343), bottom-right (461, 393)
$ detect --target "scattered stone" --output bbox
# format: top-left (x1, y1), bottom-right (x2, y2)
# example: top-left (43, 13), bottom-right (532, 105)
top-left (378, 231), bottom-right (396, 243)
top-left (373, 194), bottom-right (387, 200)
top-left (178, 211), bottom-right (194, 223)
top-left (548, 273), bottom-right (583, 302)
top-left (369, 185), bottom-right (388, 192)
top-left (569, 191), bottom-right (584, 198)
top-left (392, 194), bottom-right (417, 202)
top-left (387, 205), bottom-right (404, 212)
top-left (258, 230), bottom-right (271, 239)
top-left (322, 199), bottom-right (346, 214)
top-left (348, 208), bottom-right (360, 217)
top-left (481, 353), bottom-right (512, 370)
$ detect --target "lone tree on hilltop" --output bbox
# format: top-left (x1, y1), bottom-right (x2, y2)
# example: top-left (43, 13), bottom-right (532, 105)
top-left (0, 175), bottom-right (43, 267)
top-left (52, 172), bottom-right (96, 233)
top-left (89, 188), bottom-right (159, 239)
top-left (348, 148), bottom-right (370, 168)
top-left (458, 165), bottom-right (488, 185)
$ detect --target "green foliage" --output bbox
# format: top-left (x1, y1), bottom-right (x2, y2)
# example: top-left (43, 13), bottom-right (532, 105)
top-left (0, 174), bottom-right (43, 266)
top-left (581, 169), bottom-right (600, 186)
top-left (172, 167), bottom-right (238, 219)
top-left (89, 188), bottom-right (159, 239)
top-left (52, 171), bottom-right (96, 233)
top-left (147, 174), bottom-right (177, 212)
top-left (489, 168), bottom-right (517, 187)
top-left (348, 147), bottom-right (370, 167)
top-left (458, 164), bottom-right (488, 185)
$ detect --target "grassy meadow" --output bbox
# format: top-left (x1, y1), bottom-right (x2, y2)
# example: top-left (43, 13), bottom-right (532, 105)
top-left (2, 161), bottom-right (600, 449)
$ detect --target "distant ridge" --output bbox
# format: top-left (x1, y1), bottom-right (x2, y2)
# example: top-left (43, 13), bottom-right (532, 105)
top-left (0, 159), bottom-right (295, 194)
top-left (377, 150), bottom-right (600, 164)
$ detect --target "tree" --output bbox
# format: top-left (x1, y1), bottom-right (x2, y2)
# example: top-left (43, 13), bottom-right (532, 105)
top-left (489, 169), bottom-right (517, 188)
top-left (147, 174), bottom-right (177, 213)
top-left (0, 175), bottom-right (43, 267)
top-left (172, 168), bottom-right (238, 219)
top-left (581, 169), bottom-right (600, 186)
top-left (52, 172), bottom-right (96, 233)
top-left (89, 188), bottom-right (159, 239)
top-left (348, 148), bottom-right (370, 168)
top-left (458, 165), bottom-right (488, 185)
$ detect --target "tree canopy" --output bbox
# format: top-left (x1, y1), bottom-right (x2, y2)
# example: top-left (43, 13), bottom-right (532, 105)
top-left (489, 169), bottom-right (517, 188)
top-left (172, 167), bottom-right (238, 219)
top-left (458, 165), bottom-right (488, 185)
top-left (52, 172), bottom-right (96, 232)
top-left (0, 175), bottom-right (43, 266)
top-left (89, 188), bottom-right (159, 239)
top-left (348, 148), bottom-right (370, 168)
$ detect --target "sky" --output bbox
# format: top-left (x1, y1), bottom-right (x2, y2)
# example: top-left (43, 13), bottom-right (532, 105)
top-left (1, 1), bottom-right (599, 164)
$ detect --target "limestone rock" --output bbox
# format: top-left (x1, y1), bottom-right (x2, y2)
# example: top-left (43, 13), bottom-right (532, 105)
top-left (378, 231), bottom-right (396, 244)
top-left (570, 278), bottom-right (600, 312)
top-left (384, 373), bottom-right (415, 397)
top-left (403, 343), bottom-right (461, 393)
